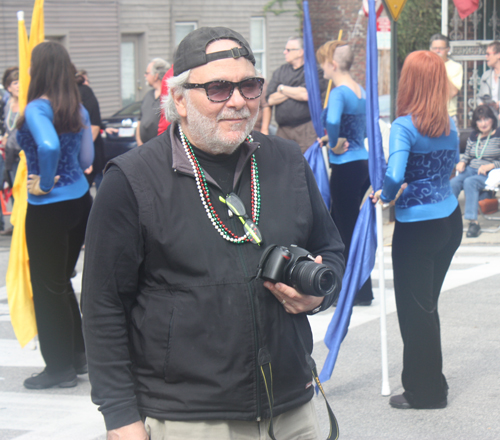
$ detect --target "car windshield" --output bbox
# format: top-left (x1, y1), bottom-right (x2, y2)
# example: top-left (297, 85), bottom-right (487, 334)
top-left (114, 101), bottom-right (142, 116)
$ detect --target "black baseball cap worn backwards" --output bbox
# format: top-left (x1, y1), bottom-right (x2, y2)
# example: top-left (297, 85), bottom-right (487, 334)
top-left (174, 27), bottom-right (255, 76)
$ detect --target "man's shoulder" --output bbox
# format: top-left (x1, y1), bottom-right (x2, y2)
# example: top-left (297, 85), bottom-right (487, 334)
top-left (445, 58), bottom-right (462, 73)
top-left (480, 68), bottom-right (493, 81)
top-left (141, 89), bottom-right (156, 105)
top-left (251, 131), bottom-right (304, 158)
top-left (272, 63), bottom-right (293, 77)
top-left (446, 58), bottom-right (461, 67)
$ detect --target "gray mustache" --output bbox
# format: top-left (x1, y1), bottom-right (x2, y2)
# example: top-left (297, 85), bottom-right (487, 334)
top-left (217, 108), bottom-right (252, 121)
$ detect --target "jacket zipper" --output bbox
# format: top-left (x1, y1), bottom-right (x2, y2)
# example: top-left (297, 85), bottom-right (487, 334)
top-left (176, 153), bottom-right (262, 418)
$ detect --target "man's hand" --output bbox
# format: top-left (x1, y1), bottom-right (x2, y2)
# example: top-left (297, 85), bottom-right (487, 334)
top-left (263, 255), bottom-right (324, 314)
top-left (107, 421), bottom-right (149, 440)
top-left (27, 174), bottom-right (60, 196)
top-left (456, 161), bottom-right (466, 173)
top-left (478, 163), bottom-right (495, 175)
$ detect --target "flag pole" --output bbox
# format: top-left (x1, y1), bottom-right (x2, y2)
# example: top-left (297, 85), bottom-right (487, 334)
top-left (441, 0), bottom-right (449, 35)
top-left (376, 202), bottom-right (390, 395)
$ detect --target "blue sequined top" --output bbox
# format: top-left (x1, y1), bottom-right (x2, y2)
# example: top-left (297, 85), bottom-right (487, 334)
top-left (322, 85), bottom-right (368, 165)
top-left (380, 115), bottom-right (459, 222)
top-left (17, 99), bottom-right (94, 205)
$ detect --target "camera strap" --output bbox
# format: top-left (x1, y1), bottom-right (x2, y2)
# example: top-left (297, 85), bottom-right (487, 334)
top-left (259, 321), bottom-right (339, 440)
top-left (293, 318), bottom-right (339, 440)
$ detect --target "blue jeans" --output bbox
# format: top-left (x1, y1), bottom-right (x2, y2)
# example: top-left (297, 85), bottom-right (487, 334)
top-left (450, 166), bottom-right (487, 221)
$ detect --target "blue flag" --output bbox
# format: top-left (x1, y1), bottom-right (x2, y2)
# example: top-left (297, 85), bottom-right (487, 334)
top-left (302, 0), bottom-right (330, 208)
top-left (302, 0), bottom-right (324, 138)
top-left (319, 0), bottom-right (387, 383)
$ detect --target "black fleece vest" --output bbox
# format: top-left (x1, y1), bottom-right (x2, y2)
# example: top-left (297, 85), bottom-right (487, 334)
top-left (110, 128), bottom-right (317, 422)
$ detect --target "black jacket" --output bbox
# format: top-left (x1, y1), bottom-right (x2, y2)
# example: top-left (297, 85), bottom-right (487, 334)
top-left (82, 123), bottom-right (345, 430)
top-left (266, 63), bottom-right (327, 127)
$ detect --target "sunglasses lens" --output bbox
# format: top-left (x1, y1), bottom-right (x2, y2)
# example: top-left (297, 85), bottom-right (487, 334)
top-left (244, 219), bottom-right (262, 245)
top-left (206, 82), bottom-right (233, 102)
top-left (240, 79), bottom-right (262, 99)
top-left (225, 193), bottom-right (247, 217)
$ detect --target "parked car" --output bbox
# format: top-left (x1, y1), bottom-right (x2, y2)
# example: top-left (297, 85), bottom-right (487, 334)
top-left (101, 101), bottom-right (141, 161)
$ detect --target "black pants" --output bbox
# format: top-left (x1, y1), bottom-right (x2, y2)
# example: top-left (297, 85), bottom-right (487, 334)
top-left (330, 160), bottom-right (373, 301)
top-left (392, 206), bottom-right (462, 407)
top-left (25, 192), bottom-right (92, 373)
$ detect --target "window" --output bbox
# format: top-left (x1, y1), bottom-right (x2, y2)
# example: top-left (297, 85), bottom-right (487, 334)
top-left (175, 22), bottom-right (197, 46)
top-left (121, 39), bottom-right (137, 107)
top-left (251, 17), bottom-right (266, 77)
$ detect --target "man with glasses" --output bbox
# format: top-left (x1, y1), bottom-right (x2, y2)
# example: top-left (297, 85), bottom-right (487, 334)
top-left (429, 34), bottom-right (463, 125)
top-left (267, 37), bottom-right (327, 153)
top-left (136, 57), bottom-right (170, 146)
top-left (82, 27), bottom-right (344, 440)
top-left (478, 41), bottom-right (500, 114)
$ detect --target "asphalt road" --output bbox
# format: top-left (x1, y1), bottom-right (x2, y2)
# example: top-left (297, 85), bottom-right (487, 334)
top-left (0, 207), bottom-right (499, 439)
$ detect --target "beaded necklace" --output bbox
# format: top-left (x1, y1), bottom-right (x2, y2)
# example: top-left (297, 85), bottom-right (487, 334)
top-left (475, 130), bottom-right (493, 160)
top-left (5, 102), bottom-right (19, 132)
top-left (179, 125), bottom-right (261, 244)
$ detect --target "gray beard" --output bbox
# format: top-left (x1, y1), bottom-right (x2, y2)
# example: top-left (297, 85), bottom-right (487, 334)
top-left (184, 96), bottom-right (258, 155)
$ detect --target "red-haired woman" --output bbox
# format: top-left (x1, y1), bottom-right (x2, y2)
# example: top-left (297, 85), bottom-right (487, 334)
top-left (372, 51), bottom-right (462, 410)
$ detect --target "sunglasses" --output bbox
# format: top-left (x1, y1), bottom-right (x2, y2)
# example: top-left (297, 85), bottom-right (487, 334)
top-left (219, 193), bottom-right (262, 245)
top-left (183, 77), bottom-right (264, 103)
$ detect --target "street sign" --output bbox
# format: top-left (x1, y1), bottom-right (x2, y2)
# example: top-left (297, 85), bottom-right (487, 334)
top-left (383, 0), bottom-right (409, 21)
top-left (362, 0), bottom-right (384, 18)
top-left (377, 16), bottom-right (391, 50)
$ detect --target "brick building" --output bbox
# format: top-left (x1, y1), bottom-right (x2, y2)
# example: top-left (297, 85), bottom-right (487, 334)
top-left (309, 0), bottom-right (368, 86)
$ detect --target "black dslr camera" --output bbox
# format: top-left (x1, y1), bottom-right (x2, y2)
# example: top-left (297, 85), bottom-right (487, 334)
top-left (256, 244), bottom-right (337, 297)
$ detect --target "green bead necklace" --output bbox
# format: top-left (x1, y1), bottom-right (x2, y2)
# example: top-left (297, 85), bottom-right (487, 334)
top-left (179, 126), bottom-right (261, 244)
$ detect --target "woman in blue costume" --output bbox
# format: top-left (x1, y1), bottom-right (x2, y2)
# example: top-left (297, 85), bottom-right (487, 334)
top-left (372, 51), bottom-right (462, 409)
top-left (17, 41), bottom-right (94, 389)
top-left (316, 41), bottom-right (373, 306)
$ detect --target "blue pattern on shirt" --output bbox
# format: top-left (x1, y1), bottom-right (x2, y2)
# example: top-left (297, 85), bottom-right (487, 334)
top-left (18, 126), bottom-right (84, 187)
top-left (397, 149), bottom-right (457, 208)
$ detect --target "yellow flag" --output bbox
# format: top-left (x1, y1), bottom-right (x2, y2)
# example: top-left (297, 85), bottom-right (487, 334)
top-left (6, 152), bottom-right (37, 347)
top-left (29, 0), bottom-right (45, 52)
top-left (17, 11), bottom-right (30, 112)
top-left (6, 1), bottom-right (45, 347)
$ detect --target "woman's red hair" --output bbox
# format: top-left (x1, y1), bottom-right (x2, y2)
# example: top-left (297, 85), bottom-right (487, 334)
top-left (397, 50), bottom-right (450, 138)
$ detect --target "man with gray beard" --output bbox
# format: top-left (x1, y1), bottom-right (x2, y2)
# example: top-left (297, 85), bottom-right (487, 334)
top-left (82, 27), bottom-right (344, 440)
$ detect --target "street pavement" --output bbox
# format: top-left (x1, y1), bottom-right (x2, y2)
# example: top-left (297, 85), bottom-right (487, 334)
top-left (1, 196), bottom-right (499, 439)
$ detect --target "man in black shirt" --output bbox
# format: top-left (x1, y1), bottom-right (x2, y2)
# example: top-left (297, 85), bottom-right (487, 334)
top-left (76, 70), bottom-right (105, 188)
top-left (136, 58), bottom-right (170, 145)
top-left (82, 27), bottom-right (344, 440)
top-left (267, 37), bottom-right (327, 153)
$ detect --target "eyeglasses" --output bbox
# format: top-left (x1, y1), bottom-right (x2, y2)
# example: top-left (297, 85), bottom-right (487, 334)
top-left (183, 77), bottom-right (264, 103)
top-left (219, 193), bottom-right (262, 245)
top-left (284, 48), bottom-right (300, 53)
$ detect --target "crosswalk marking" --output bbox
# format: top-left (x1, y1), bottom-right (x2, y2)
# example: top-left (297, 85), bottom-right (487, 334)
top-left (308, 246), bottom-right (500, 343)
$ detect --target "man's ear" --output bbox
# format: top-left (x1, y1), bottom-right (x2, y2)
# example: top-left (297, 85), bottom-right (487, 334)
top-left (173, 91), bottom-right (188, 118)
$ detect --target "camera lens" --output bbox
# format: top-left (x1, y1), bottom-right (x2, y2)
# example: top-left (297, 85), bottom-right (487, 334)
top-left (319, 270), bottom-right (335, 292)
top-left (289, 261), bottom-right (336, 297)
